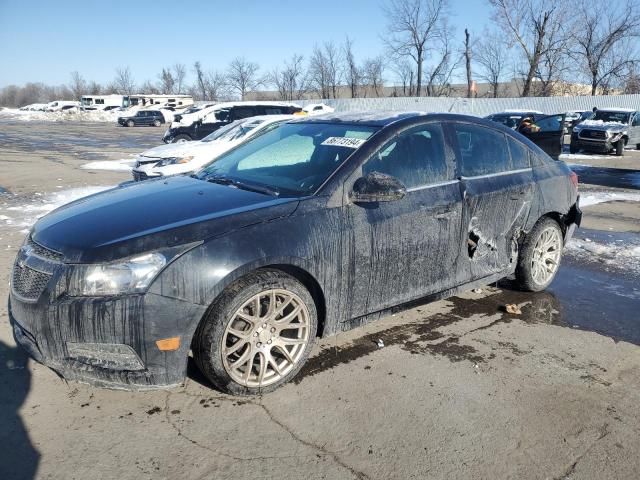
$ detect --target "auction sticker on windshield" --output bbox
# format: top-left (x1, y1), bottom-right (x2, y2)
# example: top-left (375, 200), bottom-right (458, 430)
top-left (321, 137), bottom-right (366, 148)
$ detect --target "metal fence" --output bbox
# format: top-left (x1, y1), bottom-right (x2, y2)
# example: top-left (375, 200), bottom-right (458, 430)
top-left (299, 94), bottom-right (640, 116)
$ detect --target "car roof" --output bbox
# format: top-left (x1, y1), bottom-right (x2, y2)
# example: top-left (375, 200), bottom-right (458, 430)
top-left (596, 107), bottom-right (635, 113)
top-left (292, 110), bottom-right (426, 127)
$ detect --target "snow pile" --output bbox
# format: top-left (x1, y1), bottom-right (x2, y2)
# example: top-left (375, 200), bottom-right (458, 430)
top-left (580, 191), bottom-right (640, 207)
top-left (579, 119), bottom-right (626, 128)
top-left (0, 186), bottom-right (114, 232)
top-left (566, 237), bottom-right (640, 273)
top-left (81, 158), bottom-right (136, 172)
top-left (0, 108), bottom-right (120, 123)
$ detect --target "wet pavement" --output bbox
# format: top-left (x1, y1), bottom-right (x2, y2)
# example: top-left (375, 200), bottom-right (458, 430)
top-left (570, 164), bottom-right (640, 190)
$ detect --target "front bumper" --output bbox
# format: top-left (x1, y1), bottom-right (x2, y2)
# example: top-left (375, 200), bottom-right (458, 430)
top-left (9, 287), bottom-right (206, 390)
top-left (571, 134), bottom-right (616, 153)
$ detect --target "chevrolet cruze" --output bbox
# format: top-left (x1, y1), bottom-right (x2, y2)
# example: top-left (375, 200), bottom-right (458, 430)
top-left (9, 112), bottom-right (581, 395)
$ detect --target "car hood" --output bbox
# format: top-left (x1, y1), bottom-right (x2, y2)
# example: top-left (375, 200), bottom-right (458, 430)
top-left (139, 142), bottom-right (209, 159)
top-left (579, 120), bottom-right (628, 132)
top-left (32, 176), bottom-right (299, 263)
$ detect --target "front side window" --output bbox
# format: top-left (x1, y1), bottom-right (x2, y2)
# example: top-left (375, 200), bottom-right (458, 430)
top-left (363, 123), bottom-right (453, 188)
top-left (265, 108), bottom-right (283, 115)
top-left (197, 122), bottom-right (378, 196)
top-left (454, 123), bottom-right (510, 176)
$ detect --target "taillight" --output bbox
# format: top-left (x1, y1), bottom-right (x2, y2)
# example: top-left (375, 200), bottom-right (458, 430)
top-left (569, 171), bottom-right (578, 190)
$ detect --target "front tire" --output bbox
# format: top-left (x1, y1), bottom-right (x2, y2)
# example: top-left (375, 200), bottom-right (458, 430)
top-left (569, 142), bottom-right (578, 154)
top-left (515, 217), bottom-right (564, 292)
top-left (193, 269), bottom-right (318, 395)
top-left (172, 134), bottom-right (191, 143)
top-left (127, 120), bottom-right (134, 127)
top-left (153, 120), bottom-right (161, 127)
top-left (615, 139), bottom-right (624, 156)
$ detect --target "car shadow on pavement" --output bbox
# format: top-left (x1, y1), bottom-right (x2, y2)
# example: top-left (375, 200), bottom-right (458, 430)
top-left (0, 340), bottom-right (40, 480)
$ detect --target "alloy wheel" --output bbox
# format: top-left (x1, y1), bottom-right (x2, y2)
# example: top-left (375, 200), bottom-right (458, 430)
top-left (222, 289), bottom-right (311, 387)
top-left (530, 226), bottom-right (562, 285)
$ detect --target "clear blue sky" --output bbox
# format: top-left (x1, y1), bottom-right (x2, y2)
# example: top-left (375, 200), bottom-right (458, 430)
top-left (0, 0), bottom-right (492, 88)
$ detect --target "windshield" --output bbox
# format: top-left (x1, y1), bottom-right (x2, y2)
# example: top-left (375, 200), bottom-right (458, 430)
top-left (201, 118), bottom-right (263, 143)
top-left (196, 122), bottom-right (378, 196)
top-left (592, 111), bottom-right (631, 123)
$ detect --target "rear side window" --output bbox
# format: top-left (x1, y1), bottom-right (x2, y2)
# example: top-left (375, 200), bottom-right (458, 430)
top-left (507, 137), bottom-right (530, 169)
top-left (453, 123), bottom-right (510, 176)
top-left (363, 123), bottom-right (453, 188)
top-left (234, 107), bottom-right (256, 119)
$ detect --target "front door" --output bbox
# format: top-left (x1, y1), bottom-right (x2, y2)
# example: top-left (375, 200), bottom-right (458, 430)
top-left (520, 114), bottom-right (565, 159)
top-left (345, 122), bottom-right (465, 317)
top-left (452, 122), bottom-right (535, 281)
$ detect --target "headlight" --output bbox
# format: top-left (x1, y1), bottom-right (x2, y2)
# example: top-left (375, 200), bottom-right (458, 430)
top-left (157, 155), bottom-right (194, 166)
top-left (69, 252), bottom-right (167, 296)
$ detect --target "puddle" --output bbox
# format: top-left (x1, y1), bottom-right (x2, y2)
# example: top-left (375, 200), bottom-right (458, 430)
top-left (570, 164), bottom-right (640, 190)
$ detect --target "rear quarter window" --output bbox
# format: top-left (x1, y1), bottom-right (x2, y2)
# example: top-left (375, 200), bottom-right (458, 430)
top-left (507, 136), bottom-right (531, 169)
top-left (453, 123), bottom-right (511, 176)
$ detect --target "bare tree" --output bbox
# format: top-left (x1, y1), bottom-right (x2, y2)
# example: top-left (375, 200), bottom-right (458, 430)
top-left (343, 36), bottom-right (361, 97)
top-left (227, 57), bottom-right (261, 100)
top-left (87, 81), bottom-right (102, 95)
top-left (193, 61), bottom-right (207, 100)
top-left (114, 66), bottom-right (135, 95)
top-left (308, 42), bottom-right (341, 98)
top-left (205, 71), bottom-right (229, 101)
top-left (382, 0), bottom-right (448, 96)
top-left (362, 56), bottom-right (385, 97)
top-left (572, 1), bottom-right (640, 95)
top-left (270, 54), bottom-right (308, 100)
top-left (424, 20), bottom-right (461, 96)
top-left (392, 59), bottom-right (415, 96)
top-left (474, 32), bottom-right (509, 98)
top-left (489, 0), bottom-right (564, 97)
top-left (157, 68), bottom-right (175, 94)
top-left (534, 16), bottom-right (572, 96)
top-left (69, 71), bottom-right (86, 100)
top-left (173, 64), bottom-right (187, 94)
top-left (141, 80), bottom-right (160, 95)
top-left (463, 29), bottom-right (473, 97)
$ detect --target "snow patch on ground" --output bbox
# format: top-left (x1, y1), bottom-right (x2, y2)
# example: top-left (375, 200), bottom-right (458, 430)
top-left (0, 186), bottom-right (114, 230)
top-left (566, 237), bottom-right (640, 274)
top-left (580, 191), bottom-right (640, 207)
top-left (0, 108), bottom-right (119, 123)
top-left (81, 159), bottom-right (136, 171)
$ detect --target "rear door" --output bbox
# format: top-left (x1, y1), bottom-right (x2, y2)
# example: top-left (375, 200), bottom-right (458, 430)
top-left (630, 112), bottom-right (640, 146)
top-left (519, 114), bottom-right (565, 159)
top-left (452, 122), bottom-right (535, 281)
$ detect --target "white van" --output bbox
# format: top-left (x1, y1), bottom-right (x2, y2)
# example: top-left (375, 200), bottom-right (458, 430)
top-left (46, 101), bottom-right (80, 112)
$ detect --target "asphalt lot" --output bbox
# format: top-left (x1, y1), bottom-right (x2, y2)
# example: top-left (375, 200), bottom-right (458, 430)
top-left (1, 121), bottom-right (640, 480)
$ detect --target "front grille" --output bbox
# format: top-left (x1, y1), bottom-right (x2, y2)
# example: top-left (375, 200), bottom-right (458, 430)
top-left (12, 264), bottom-right (51, 300)
top-left (579, 129), bottom-right (607, 140)
top-left (27, 237), bottom-right (63, 261)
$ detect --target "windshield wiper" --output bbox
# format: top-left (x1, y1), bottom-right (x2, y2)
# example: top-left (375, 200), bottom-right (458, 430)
top-left (205, 175), bottom-right (279, 197)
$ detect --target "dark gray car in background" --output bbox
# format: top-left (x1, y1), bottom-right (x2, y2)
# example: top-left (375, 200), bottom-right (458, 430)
top-left (9, 112), bottom-right (581, 395)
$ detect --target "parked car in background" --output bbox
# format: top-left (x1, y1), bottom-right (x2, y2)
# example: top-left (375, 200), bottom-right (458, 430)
top-left (117, 110), bottom-right (166, 127)
top-left (9, 112), bottom-right (580, 395)
top-left (162, 101), bottom-right (303, 143)
top-left (19, 103), bottom-right (48, 111)
top-left (570, 108), bottom-right (640, 156)
top-left (131, 115), bottom-right (293, 180)
top-left (516, 113), bottom-right (566, 159)
top-left (485, 110), bottom-right (546, 130)
top-left (303, 103), bottom-right (335, 115)
top-left (566, 110), bottom-right (594, 133)
top-left (46, 101), bottom-right (80, 112)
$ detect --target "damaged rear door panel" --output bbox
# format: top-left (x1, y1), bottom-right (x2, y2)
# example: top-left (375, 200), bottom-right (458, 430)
top-left (450, 122), bottom-right (535, 280)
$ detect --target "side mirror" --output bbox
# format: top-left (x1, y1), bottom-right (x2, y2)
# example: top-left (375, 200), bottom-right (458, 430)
top-left (350, 172), bottom-right (407, 203)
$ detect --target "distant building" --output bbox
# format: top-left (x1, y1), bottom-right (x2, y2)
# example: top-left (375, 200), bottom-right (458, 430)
top-left (245, 78), bottom-right (620, 101)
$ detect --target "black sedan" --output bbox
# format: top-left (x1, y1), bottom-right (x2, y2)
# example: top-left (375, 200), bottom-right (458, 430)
top-left (9, 112), bottom-right (581, 395)
top-left (117, 110), bottom-right (165, 127)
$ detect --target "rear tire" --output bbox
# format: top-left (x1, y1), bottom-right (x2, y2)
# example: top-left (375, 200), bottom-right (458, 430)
top-left (635, 143), bottom-right (640, 150)
top-left (127, 120), bottom-right (134, 127)
top-left (193, 269), bottom-right (318, 395)
top-left (615, 139), bottom-right (624, 156)
top-left (515, 217), bottom-right (564, 292)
